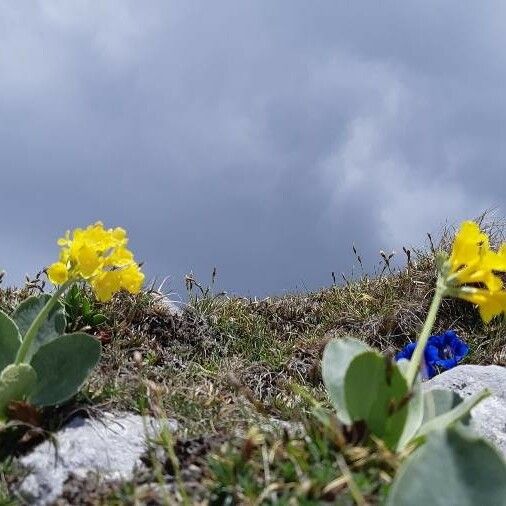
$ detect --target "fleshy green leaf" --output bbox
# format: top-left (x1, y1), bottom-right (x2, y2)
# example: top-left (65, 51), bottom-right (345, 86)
top-left (415, 389), bottom-right (490, 440)
top-left (30, 333), bottom-right (101, 407)
top-left (395, 360), bottom-right (424, 451)
top-left (0, 310), bottom-right (22, 372)
top-left (422, 388), bottom-right (471, 425)
top-left (0, 364), bottom-right (37, 420)
top-left (91, 314), bottom-right (107, 326)
top-left (12, 294), bottom-right (66, 361)
top-left (82, 298), bottom-right (91, 315)
top-left (344, 351), bottom-right (409, 449)
top-left (321, 337), bottom-right (370, 425)
top-left (386, 425), bottom-right (506, 505)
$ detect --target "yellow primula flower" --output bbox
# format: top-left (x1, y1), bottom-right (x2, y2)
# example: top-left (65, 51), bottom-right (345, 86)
top-left (443, 221), bottom-right (506, 323)
top-left (89, 264), bottom-right (145, 302)
top-left (75, 244), bottom-right (102, 278)
top-left (458, 288), bottom-right (506, 324)
top-left (448, 221), bottom-right (489, 271)
top-left (47, 222), bottom-right (144, 302)
top-left (91, 270), bottom-right (122, 303)
top-left (47, 262), bottom-right (69, 285)
top-left (118, 264), bottom-right (144, 294)
top-left (103, 246), bottom-right (134, 268)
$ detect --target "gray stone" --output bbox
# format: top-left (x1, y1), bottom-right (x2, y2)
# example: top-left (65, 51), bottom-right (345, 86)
top-left (17, 411), bottom-right (177, 505)
top-left (424, 365), bottom-right (506, 455)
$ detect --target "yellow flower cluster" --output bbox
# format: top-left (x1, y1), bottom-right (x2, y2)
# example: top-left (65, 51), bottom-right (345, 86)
top-left (445, 221), bottom-right (506, 322)
top-left (47, 222), bottom-right (144, 302)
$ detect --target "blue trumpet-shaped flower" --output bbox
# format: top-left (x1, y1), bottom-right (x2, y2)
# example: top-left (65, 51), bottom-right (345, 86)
top-left (395, 331), bottom-right (469, 379)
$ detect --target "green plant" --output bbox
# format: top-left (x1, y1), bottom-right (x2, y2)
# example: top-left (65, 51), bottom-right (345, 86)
top-left (0, 222), bottom-right (144, 422)
top-left (207, 420), bottom-right (388, 504)
top-left (386, 425), bottom-right (506, 505)
top-left (322, 221), bottom-right (506, 502)
top-left (63, 284), bottom-right (107, 331)
top-left (0, 294), bottom-right (100, 419)
top-left (322, 338), bottom-right (488, 453)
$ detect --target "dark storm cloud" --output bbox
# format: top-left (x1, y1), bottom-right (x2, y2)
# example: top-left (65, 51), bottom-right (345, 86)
top-left (0, 2), bottom-right (504, 296)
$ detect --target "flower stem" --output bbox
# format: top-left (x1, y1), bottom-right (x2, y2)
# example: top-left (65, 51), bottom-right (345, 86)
top-left (405, 277), bottom-right (445, 387)
top-left (15, 280), bottom-right (74, 364)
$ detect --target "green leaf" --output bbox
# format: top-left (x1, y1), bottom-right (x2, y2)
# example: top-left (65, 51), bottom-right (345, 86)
top-left (0, 310), bottom-right (21, 372)
top-left (395, 360), bottom-right (424, 451)
top-left (386, 425), bottom-right (506, 506)
top-left (0, 364), bottom-right (37, 420)
top-left (65, 284), bottom-right (79, 308)
top-left (415, 389), bottom-right (490, 441)
top-left (12, 294), bottom-right (67, 360)
top-left (422, 388), bottom-right (471, 425)
top-left (321, 337), bottom-right (370, 425)
top-left (81, 298), bottom-right (91, 316)
top-left (91, 314), bottom-right (107, 326)
top-left (344, 351), bottom-right (409, 449)
top-left (30, 333), bottom-right (101, 407)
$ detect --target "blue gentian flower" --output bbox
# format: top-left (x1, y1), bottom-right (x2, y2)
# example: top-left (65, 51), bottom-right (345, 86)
top-left (395, 331), bottom-right (469, 379)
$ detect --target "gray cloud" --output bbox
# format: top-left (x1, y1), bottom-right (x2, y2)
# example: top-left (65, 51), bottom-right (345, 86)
top-left (0, 1), bottom-right (504, 296)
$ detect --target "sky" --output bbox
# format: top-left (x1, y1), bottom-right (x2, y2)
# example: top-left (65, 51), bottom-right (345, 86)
top-left (0, 1), bottom-right (505, 298)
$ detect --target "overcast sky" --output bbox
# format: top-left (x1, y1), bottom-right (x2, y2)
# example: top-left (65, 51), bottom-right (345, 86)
top-left (0, 2), bottom-right (504, 297)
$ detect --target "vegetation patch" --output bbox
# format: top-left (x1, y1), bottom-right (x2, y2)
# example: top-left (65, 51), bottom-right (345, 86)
top-left (1, 218), bottom-right (505, 504)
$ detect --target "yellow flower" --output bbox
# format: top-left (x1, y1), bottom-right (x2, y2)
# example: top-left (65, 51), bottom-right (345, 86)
top-left (458, 288), bottom-right (506, 323)
top-left (118, 264), bottom-right (144, 294)
top-left (48, 222), bottom-right (144, 301)
top-left (47, 262), bottom-right (69, 285)
top-left (444, 221), bottom-right (506, 322)
top-left (91, 270), bottom-right (122, 302)
top-left (89, 264), bottom-right (144, 302)
top-left (75, 244), bottom-right (102, 278)
top-left (448, 221), bottom-right (489, 272)
top-left (103, 246), bottom-right (134, 268)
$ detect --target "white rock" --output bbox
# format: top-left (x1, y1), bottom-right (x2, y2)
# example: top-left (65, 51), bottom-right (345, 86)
top-left (17, 411), bottom-right (177, 505)
top-left (424, 365), bottom-right (506, 455)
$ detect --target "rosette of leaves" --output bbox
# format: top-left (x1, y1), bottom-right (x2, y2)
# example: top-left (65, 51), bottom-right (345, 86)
top-left (0, 294), bottom-right (100, 420)
top-left (63, 284), bottom-right (107, 331)
top-left (322, 337), bottom-right (506, 503)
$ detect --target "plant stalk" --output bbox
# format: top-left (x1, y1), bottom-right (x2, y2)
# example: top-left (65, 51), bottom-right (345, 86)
top-left (405, 277), bottom-right (445, 387)
top-left (15, 280), bottom-right (74, 364)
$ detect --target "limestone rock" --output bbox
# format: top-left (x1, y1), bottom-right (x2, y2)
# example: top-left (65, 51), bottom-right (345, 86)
top-left (424, 365), bottom-right (506, 456)
top-left (17, 411), bottom-right (177, 505)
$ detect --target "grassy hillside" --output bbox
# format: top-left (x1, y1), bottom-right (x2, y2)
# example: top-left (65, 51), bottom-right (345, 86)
top-left (1, 219), bottom-right (505, 504)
